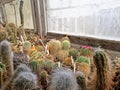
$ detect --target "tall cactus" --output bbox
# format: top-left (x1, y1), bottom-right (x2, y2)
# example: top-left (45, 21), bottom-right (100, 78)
top-left (0, 40), bottom-right (14, 84)
top-left (13, 72), bottom-right (37, 90)
top-left (49, 69), bottom-right (78, 90)
top-left (88, 50), bottom-right (112, 90)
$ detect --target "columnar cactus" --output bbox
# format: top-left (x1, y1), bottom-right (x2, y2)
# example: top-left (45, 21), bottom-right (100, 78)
top-left (47, 39), bottom-right (62, 55)
top-left (49, 69), bottom-right (78, 90)
top-left (13, 72), bottom-right (37, 90)
top-left (76, 71), bottom-right (87, 90)
top-left (0, 40), bottom-right (14, 84)
top-left (62, 40), bottom-right (70, 50)
top-left (89, 50), bottom-right (112, 90)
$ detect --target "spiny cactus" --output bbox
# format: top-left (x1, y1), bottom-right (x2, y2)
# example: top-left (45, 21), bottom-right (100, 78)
top-left (69, 48), bottom-right (78, 59)
top-left (61, 36), bottom-right (70, 42)
top-left (39, 70), bottom-right (48, 90)
top-left (29, 60), bottom-right (40, 74)
top-left (2, 64), bottom-right (31, 90)
top-left (62, 40), bottom-right (70, 50)
top-left (88, 50), bottom-right (112, 90)
top-left (5, 23), bottom-right (17, 43)
top-left (44, 60), bottom-right (54, 74)
top-left (13, 72), bottom-right (37, 90)
top-left (76, 56), bottom-right (90, 64)
top-left (47, 39), bottom-right (62, 55)
top-left (56, 50), bottom-right (69, 62)
top-left (63, 57), bottom-right (73, 66)
top-left (76, 71), bottom-right (87, 90)
top-left (36, 45), bottom-right (44, 52)
top-left (0, 40), bottom-right (14, 84)
top-left (0, 29), bottom-right (8, 41)
top-left (76, 62), bottom-right (90, 78)
top-left (49, 69), bottom-right (78, 90)
top-left (23, 41), bottom-right (31, 55)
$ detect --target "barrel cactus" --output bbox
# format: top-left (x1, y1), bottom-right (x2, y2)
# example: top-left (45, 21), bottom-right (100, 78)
top-left (62, 40), bottom-right (70, 50)
top-left (13, 72), bottom-right (37, 90)
top-left (47, 39), bottom-right (62, 55)
top-left (69, 48), bottom-right (78, 59)
top-left (36, 45), bottom-right (44, 52)
top-left (0, 40), bottom-right (14, 84)
top-left (76, 56), bottom-right (90, 64)
top-left (23, 41), bottom-right (31, 55)
top-left (63, 57), bottom-right (73, 66)
top-left (76, 71), bottom-right (87, 90)
top-left (89, 50), bottom-right (112, 90)
top-left (56, 50), bottom-right (69, 62)
top-left (49, 69), bottom-right (78, 90)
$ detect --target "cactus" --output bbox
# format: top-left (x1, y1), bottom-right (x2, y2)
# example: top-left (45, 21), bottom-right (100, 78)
top-left (69, 48), bottom-right (78, 59)
top-left (13, 72), bottom-right (37, 90)
top-left (23, 41), bottom-right (31, 55)
top-left (49, 69), bottom-right (78, 90)
top-left (76, 62), bottom-right (90, 78)
top-left (76, 56), bottom-right (90, 64)
top-left (39, 70), bottom-right (48, 90)
top-left (0, 40), bottom-right (14, 84)
top-left (88, 50), bottom-right (112, 90)
top-left (2, 64), bottom-right (31, 90)
top-left (44, 60), bottom-right (54, 74)
top-left (56, 50), bottom-right (69, 62)
top-left (47, 39), bottom-right (62, 55)
top-left (36, 45), bottom-right (44, 52)
top-left (62, 40), bottom-right (70, 50)
top-left (63, 57), bottom-right (73, 66)
top-left (61, 36), bottom-right (70, 42)
top-left (29, 60), bottom-right (40, 74)
top-left (76, 71), bottom-right (87, 90)
top-left (0, 29), bottom-right (8, 41)
top-left (5, 23), bottom-right (17, 43)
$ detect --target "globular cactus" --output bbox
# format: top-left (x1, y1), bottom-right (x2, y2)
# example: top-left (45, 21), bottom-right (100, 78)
top-left (0, 40), bottom-right (14, 84)
top-left (2, 64), bottom-right (31, 90)
top-left (23, 41), bottom-right (31, 55)
top-left (29, 60), bottom-right (40, 74)
top-left (5, 23), bottom-right (17, 43)
top-left (0, 29), bottom-right (8, 42)
top-left (44, 60), bottom-right (54, 74)
top-left (63, 57), bottom-right (73, 66)
top-left (49, 69), bottom-right (78, 90)
top-left (13, 72), bottom-right (37, 90)
top-left (61, 36), bottom-right (70, 42)
top-left (56, 50), bottom-right (69, 62)
top-left (76, 71), bottom-right (87, 90)
top-left (39, 70), bottom-right (48, 90)
top-left (62, 40), bottom-right (70, 50)
top-left (76, 62), bottom-right (90, 78)
top-left (69, 48), bottom-right (78, 59)
top-left (36, 45), bottom-right (44, 52)
top-left (47, 39), bottom-right (62, 55)
top-left (88, 50), bottom-right (112, 90)
top-left (76, 56), bottom-right (90, 64)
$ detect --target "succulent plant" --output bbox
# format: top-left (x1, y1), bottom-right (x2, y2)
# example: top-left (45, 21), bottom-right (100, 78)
top-left (44, 60), bottom-right (54, 74)
top-left (29, 60), bottom-right (40, 74)
top-left (0, 40), bottom-right (14, 84)
top-left (23, 41), bottom-right (31, 55)
top-left (49, 69), bottom-right (78, 90)
top-left (36, 45), bottom-right (44, 52)
top-left (69, 48), bottom-right (78, 59)
top-left (89, 50), bottom-right (112, 90)
top-left (61, 36), bottom-right (70, 42)
top-left (39, 70), bottom-right (48, 90)
top-left (47, 39), bottom-right (62, 55)
top-left (0, 29), bottom-right (8, 41)
top-left (62, 40), bottom-right (70, 50)
top-left (76, 56), bottom-right (90, 64)
top-left (56, 50), bottom-right (69, 62)
top-left (2, 64), bottom-right (31, 90)
top-left (76, 71), bottom-right (87, 90)
top-left (63, 57), bottom-right (73, 66)
top-left (5, 23), bottom-right (17, 43)
top-left (13, 72), bottom-right (37, 90)
top-left (76, 62), bottom-right (90, 78)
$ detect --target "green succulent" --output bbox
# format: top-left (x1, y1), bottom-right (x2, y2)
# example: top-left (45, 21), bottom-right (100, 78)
top-left (62, 40), bottom-right (70, 50)
top-left (76, 56), bottom-right (90, 64)
top-left (23, 41), bottom-right (31, 50)
top-left (69, 48), bottom-right (78, 58)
